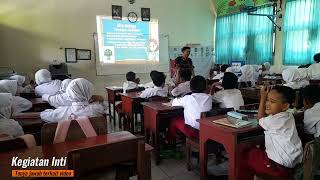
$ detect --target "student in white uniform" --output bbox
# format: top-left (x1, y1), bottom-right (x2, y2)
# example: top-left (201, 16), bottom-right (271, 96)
top-left (139, 71), bottom-right (168, 98)
top-left (144, 70), bottom-right (157, 88)
top-left (40, 78), bottom-right (105, 123)
top-left (211, 72), bottom-right (244, 110)
top-left (238, 65), bottom-right (254, 86)
top-left (212, 64), bottom-right (229, 81)
top-left (0, 93), bottom-right (24, 137)
top-left (34, 69), bottom-right (61, 97)
top-left (261, 62), bottom-right (271, 76)
top-left (282, 68), bottom-right (309, 90)
top-left (123, 71), bottom-right (139, 93)
top-left (9, 75), bottom-right (32, 94)
top-left (0, 80), bottom-right (32, 114)
top-left (239, 86), bottom-right (303, 179)
top-left (171, 69), bottom-right (191, 97)
top-left (308, 53), bottom-right (320, 80)
top-left (58, 79), bottom-right (72, 94)
top-left (302, 85), bottom-right (320, 138)
top-left (168, 75), bottom-right (212, 141)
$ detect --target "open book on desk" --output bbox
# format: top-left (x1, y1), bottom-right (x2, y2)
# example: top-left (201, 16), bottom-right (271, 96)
top-left (213, 117), bottom-right (257, 128)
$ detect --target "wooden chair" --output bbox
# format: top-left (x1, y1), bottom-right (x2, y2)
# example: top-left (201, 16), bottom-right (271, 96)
top-left (41, 116), bottom-right (108, 145)
top-left (67, 136), bottom-right (148, 180)
top-left (186, 108), bottom-right (234, 171)
top-left (0, 134), bottom-right (36, 152)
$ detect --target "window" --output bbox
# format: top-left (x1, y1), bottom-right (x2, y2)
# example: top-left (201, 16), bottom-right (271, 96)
top-left (283, 0), bottom-right (320, 65)
top-left (216, 6), bottom-right (274, 65)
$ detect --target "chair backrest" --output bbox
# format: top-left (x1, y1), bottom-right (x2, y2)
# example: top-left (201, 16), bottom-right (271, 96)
top-left (0, 136), bottom-right (28, 152)
top-left (303, 137), bottom-right (320, 180)
top-left (41, 116), bottom-right (108, 145)
top-left (67, 136), bottom-right (146, 179)
top-left (125, 87), bottom-right (145, 93)
top-left (238, 81), bottom-right (252, 89)
top-left (240, 103), bottom-right (259, 110)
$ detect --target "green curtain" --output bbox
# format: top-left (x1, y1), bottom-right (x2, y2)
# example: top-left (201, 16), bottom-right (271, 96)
top-left (216, 6), bottom-right (273, 65)
top-left (283, 0), bottom-right (320, 65)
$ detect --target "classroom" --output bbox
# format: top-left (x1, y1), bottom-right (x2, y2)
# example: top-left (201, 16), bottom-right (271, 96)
top-left (0, 0), bottom-right (320, 180)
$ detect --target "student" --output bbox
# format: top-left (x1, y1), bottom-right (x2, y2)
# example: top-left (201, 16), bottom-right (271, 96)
top-left (168, 75), bottom-right (212, 140)
top-left (308, 53), bottom-right (320, 80)
top-left (0, 93), bottom-right (24, 137)
top-left (59, 79), bottom-right (72, 94)
top-left (171, 69), bottom-right (192, 97)
top-left (9, 75), bottom-right (33, 94)
top-left (123, 71), bottom-right (139, 93)
top-left (238, 65), bottom-right (254, 86)
top-left (34, 69), bottom-right (61, 97)
top-left (144, 70), bottom-right (157, 88)
top-left (139, 71), bottom-right (168, 98)
top-left (282, 68), bottom-right (309, 89)
top-left (212, 64), bottom-right (229, 81)
top-left (261, 62), bottom-right (271, 76)
top-left (211, 72), bottom-right (244, 110)
top-left (302, 85), bottom-right (320, 138)
top-left (0, 80), bottom-right (32, 114)
top-left (40, 78), bottom-right (105, 123)
top-left (239, 86), bottom-right (303, 179)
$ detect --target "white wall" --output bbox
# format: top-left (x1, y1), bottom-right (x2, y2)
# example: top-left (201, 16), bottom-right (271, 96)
top-left (0, 0), bottom-right (215, 95)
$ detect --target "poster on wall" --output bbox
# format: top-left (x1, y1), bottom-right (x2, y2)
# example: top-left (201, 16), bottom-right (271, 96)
top-left (141, 8), bottom-right (151, 21)
top-left (112, 5), bottom-right (122, 20)
top-left (216, 0), bottom-right (271, 16)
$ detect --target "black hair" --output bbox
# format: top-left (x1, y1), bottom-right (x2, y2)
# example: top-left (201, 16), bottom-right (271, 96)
top-left (190, 75), bottom-right (207, 93)
top-left (302, 85), bottom-right (320, 105)
top-left (181, 46), bottom-right (191, 52)
top-left (152, 71), bottom-right (166, 87)
top-left (126, 71), bottom-right (136, 81)
top-left (220, 64), bottom-right (230, 72)
top-left (314, 53), bottom-right (320, 63)
top-left (222, 72), bottom-right (238, 89)
top-left (271, 86), bottom-right (296, 105)
top-left (179, 69), bottom-right (192, 81)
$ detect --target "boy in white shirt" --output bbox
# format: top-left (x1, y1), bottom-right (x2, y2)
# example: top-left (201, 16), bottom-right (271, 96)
top-left (302, 85), bottom-right (320, 138)
top-left (171, 69), bottom-right (192, 97)
top-left (139, 71), bottom-right (168, 98)
top-left (308, 53), bottom-right (320, 80)
top-left (123, 71), bottom-right (139, 93)
top-left (211, 72), bottom-right (244, 110)
top-left (167, 76), bottom-right (212, 142)
top-left (212, 64), bottom-right (229, 81)
top-left (239, 86), bottom-right (303, 179)
top-left (143, 70), bottom-right (157, 88)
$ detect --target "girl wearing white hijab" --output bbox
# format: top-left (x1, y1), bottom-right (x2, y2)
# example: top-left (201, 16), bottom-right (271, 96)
top-left (42, 79), bottom-right (73, 109)
top-left (40, 78), bottom-right (105, 123)
top-left (0, 80), bottom-right (32, 114)
top-left (9, 75), bottom-right (28, 94)
top-left (0, 93), bottom-right (24, 137)
top-left (282, 68), bottom-right (309, 90)
top-left (34, 69), bottom-right (61, 97)
top-left (238, 65), bottom-right (254, 86)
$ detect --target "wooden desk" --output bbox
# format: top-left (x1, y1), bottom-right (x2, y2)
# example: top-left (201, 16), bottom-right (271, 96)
top-left (105, 87), bottom-right (123, 125)
top-left (199, 115), bottom-right (263, 180)
top-left (142, 101), bottom-right (183, 164)
top-left (30, 98), bottom-right (51, 112)
top-left (0, 131), bottom-right (152, 180)
top-left (262, 76), bottom-right (283, 85)
top-left (121, 92), bottom-right (145, 132)
top-left (240, 87), bottom-right (260, 104)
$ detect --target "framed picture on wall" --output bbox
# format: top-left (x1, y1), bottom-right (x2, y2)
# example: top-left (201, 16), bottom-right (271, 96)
top-left (112, 5), bottom-right (122, 20)
top-left (76, 49), bottom-right (91, 60)
top-left (141, 8), bottom-right (150, 21)
top-left (65, 48), bottom-right (77, 63)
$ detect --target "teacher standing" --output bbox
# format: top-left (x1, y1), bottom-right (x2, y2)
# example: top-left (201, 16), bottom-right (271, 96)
top-left (174, 46), bottom-right (195, 83)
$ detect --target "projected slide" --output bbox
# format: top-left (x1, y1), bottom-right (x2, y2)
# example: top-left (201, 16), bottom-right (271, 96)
top-left (96, 17), bottom-right (159, 64)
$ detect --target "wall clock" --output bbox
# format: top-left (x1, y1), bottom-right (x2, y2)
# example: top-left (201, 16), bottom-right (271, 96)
top-left (127, 12), bottom-right (138, 23)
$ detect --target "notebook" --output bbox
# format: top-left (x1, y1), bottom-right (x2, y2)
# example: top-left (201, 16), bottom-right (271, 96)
top-left (227, 111), bottom-right (248, 120)
top-left (213, 117), bottom-right (255, 128)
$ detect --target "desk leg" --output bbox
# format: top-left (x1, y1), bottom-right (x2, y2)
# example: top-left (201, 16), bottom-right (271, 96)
top-left (155, 131), bottom-right (160, 165)
top-left (108, 101), bottom-right (112, 123)
top-left (113, 103), bottom-right (116, 126)
top-left (200, 137), bottom-right (208, 180)
top-left (145, 151), bottom-right (152, 180)
top-left (224, 137), bottom-right (237, 180)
